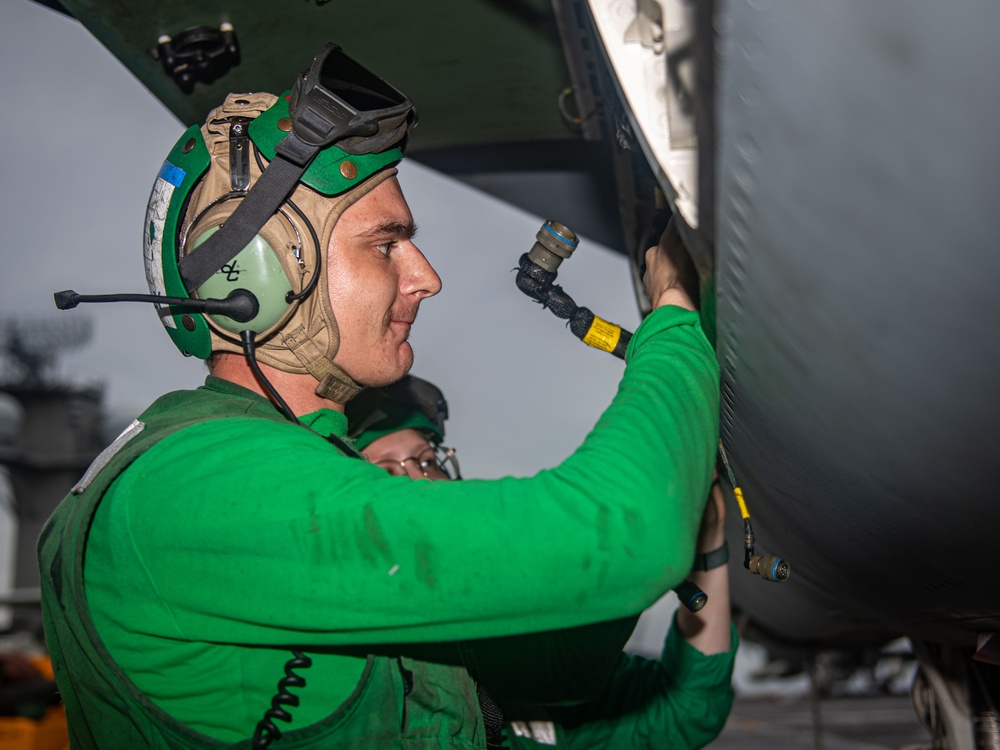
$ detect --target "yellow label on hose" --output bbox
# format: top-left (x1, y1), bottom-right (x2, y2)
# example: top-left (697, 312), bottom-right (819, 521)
top-left (582, 316), bottom-right (622, 353)
top-left (733, 487), bottom-right (750, 520)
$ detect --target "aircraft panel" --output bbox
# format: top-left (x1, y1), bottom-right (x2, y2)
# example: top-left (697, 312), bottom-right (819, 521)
top-left (713, 0), bottom-right (1000, 647)
top-left (53, 0), bottom-right (576, 151)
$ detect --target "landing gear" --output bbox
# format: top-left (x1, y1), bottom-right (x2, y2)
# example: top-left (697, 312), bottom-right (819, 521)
top-left (911, 641), bottom-right (1000, 750)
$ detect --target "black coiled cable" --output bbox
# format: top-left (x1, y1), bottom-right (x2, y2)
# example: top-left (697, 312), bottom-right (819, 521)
top-left (251, 650), bottom-right (314, 749)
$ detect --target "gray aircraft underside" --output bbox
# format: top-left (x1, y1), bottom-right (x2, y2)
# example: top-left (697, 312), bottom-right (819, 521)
top-left (699, 2), bottom-right (999, 652)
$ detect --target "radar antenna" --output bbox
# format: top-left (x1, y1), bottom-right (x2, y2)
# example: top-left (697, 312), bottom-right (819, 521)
top-left (0, 317), bottom-right (93, 386)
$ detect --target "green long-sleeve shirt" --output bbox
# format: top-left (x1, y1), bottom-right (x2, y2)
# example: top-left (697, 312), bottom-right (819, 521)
top-left (503, 614), bottom-right (737, 750)
top-left (82, 305), bottom-right (721, 743)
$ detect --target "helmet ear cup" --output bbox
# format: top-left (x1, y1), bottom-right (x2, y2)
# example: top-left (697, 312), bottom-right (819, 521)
top-left (191, 225), bottom-right (293, 334)
top-left (182, 194), bottom-right (315, 339)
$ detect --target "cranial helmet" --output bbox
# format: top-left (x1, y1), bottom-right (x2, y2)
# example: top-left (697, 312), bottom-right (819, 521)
top-left (346, 375), bottom-right (449, 451)
top-left (143, 43), bottom-right (417, 403)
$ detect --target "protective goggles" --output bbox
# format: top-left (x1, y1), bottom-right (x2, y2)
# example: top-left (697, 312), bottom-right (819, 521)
top-left (288, 43), bottom-right (417, 156)
top-left (178, 42), bottom-right (416, 294)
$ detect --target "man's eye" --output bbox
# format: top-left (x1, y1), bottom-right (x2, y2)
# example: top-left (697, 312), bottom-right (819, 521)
top-left (375, 241), bottom-right (395, 256)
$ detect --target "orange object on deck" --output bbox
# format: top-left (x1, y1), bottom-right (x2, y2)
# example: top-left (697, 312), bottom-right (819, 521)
top-left (0, 656), bottom-right (68, 750)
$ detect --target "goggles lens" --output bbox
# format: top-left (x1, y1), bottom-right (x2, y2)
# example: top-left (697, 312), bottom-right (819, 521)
top-left (318, 47), bottom-right (408, 112)
top-left (290, 43), bottom-right (415, 152)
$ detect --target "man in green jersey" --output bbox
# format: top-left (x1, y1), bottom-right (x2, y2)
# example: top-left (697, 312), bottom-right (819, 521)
top-left (346, 374), bottom-right (460, 481)
top-left (38, 43), bottom-right (721, 749)
top-left (353, 376), bottom-right (736, 749)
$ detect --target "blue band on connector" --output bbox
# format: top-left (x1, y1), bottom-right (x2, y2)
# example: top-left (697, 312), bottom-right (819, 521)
top-left (544, 222), bottom-right (578, 247)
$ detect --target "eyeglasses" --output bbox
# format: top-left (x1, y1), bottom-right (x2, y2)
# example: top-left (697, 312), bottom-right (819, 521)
top-left (374, 445), bottom-right (461, 480)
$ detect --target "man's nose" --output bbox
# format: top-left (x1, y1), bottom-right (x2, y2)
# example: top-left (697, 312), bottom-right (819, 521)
top-left (401, 244), bottom-right (442, 299)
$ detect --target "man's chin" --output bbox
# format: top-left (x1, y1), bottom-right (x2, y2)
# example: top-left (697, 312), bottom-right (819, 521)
top-left (354, 347), bottom-right (414, 389)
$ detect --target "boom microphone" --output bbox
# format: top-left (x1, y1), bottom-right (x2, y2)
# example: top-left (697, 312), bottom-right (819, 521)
top-left (53, 288), bottom-right (260, 324)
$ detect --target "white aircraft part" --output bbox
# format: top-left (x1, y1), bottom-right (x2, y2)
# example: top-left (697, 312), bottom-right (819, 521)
top-left (587, 0), bottom-right (698, 227)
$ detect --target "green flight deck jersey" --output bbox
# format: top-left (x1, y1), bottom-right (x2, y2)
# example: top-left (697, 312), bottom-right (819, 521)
top-left (38, 306), bottom-right (726, 748)
top-left (501, 615), bottom-right (737, 749)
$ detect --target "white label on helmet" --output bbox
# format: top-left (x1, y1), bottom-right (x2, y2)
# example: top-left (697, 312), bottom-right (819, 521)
top-left (144, 161), bottom-right (186, 330)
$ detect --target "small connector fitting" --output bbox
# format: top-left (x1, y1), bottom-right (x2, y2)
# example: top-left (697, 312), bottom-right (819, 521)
top-left (748, 554), bottom-right (791, 583)
top-left (527, 221), bottom-right (578, 273)
top-left (673, 579), bottom-right (708, 612)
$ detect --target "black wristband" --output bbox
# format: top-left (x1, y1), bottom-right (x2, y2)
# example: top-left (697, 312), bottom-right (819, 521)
top-left (692, 540), bottom-right (729, 571)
